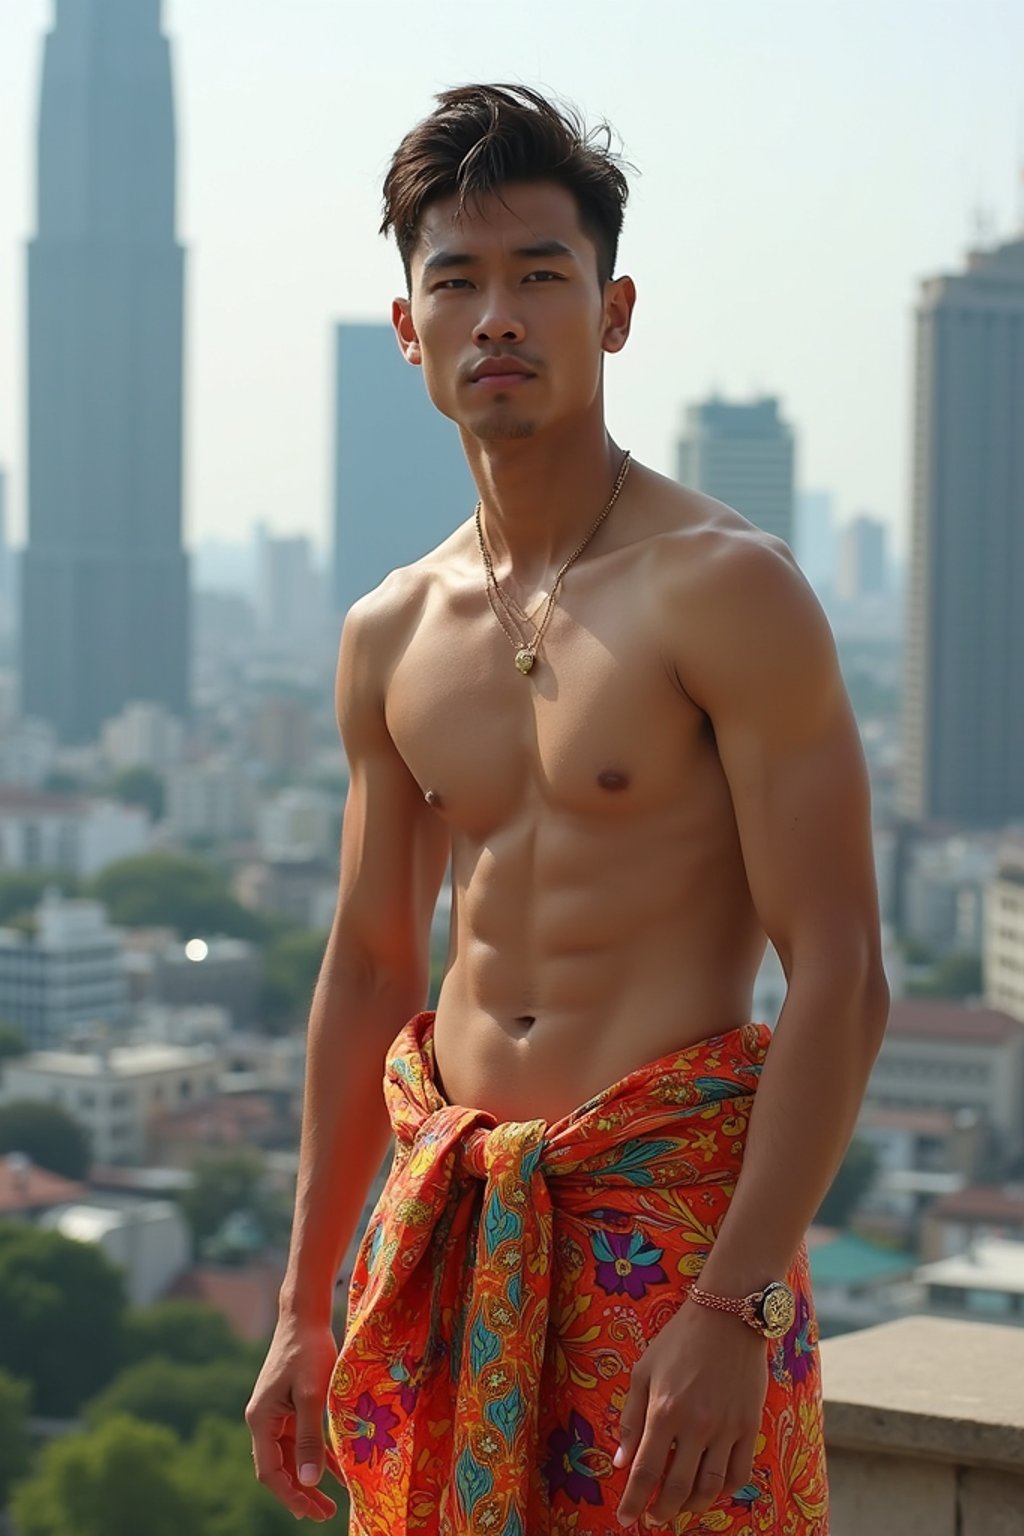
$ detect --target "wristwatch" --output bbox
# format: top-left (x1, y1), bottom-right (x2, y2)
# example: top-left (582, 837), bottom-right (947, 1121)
top-left (687, 1279), bottom-right (796, 1339)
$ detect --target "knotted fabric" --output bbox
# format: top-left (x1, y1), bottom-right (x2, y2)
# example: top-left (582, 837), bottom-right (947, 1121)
top-left (327, 1011), bottom-right (828, 1535)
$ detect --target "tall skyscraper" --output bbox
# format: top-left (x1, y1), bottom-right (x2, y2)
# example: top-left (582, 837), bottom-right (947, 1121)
top-left (21, 0), bottom-right (189, 744)
top-left (332, 322), bottom-right (475, 620)
top-left (899, 234), bottom-right (1024, 826)
top-left (675, 394), bottom-right (795, 547)
top-left (837, 513), bottom-right (888, 602)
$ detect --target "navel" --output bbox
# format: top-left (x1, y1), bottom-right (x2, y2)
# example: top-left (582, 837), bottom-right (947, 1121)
top-left (597, 768), bottom-right (630, 792)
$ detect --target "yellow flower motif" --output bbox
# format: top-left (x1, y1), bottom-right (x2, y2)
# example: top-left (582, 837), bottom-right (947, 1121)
top-left (407, 1143), bottom-right (437, 1178)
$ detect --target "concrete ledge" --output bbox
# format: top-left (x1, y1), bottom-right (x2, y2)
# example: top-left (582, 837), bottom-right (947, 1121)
top-left (821, 1315), bottom-right (1024, 1536)
top-left (821, 1314), bottom-right (1024, 1475)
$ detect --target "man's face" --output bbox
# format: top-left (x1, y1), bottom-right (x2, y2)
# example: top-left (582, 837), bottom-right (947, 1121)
top-left (393, 180), bottom-right (633, 441)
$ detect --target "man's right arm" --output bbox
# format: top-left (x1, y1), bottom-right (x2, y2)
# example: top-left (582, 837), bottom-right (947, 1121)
top-left (280, 582), bottom-right (451, 1326)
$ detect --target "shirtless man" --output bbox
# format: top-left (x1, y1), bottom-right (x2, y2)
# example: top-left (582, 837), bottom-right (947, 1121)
top-left (246, 84), bottom-right (889, 1533)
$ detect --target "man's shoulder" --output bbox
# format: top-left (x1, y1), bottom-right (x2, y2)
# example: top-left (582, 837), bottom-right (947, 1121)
top-left (643, 474), bottom-right (807, 608)
top-left (345, 524), bottom-right (469, 638)
top-left (643, 479), bottom-right (834, 707)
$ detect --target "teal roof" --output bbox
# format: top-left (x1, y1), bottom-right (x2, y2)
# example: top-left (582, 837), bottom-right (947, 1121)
top-left (809, 1233), bottom-right (917, 1289)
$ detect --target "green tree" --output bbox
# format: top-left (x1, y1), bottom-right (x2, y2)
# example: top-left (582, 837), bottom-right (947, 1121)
top-left (0, 1224), bottom-right (125, 1414)
top-left (0, 1099), bottom-right (91, 1178)
top-left (10, 1414), bottom-right (200, 1536)
top-left (108, 765), bottom-right (167, 822)
top-left (122, 1298), bottom-right (248, 1369)
top-left (40, 771), bottom-right (85, 796)
top-left (0, 870), bottom-right (80, 926)
top-left (85, 1357), bottom-right (258, 1441)
top-left (177, 1148), bottom-right (288, 1255)
top-left (815, 1137), bottom-right (880, 1228)
top-left (909, 952), bottom-right (983, 1000)
top-left (89, 851), bottom-right (268, 941)
top-left (260, 927), bottom-right (328, 1031)
top-left (0, 1022), bottom-right (28, 1061)
top-left (0, 1366), bottom-right (32, 1503)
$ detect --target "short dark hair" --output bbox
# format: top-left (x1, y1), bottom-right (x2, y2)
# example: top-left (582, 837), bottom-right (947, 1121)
top-left (380, 83), bottom-right (633, 291)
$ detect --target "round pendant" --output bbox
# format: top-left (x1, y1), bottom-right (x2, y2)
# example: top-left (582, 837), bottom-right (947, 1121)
top-left (514, 648), bottom-right (536, 674)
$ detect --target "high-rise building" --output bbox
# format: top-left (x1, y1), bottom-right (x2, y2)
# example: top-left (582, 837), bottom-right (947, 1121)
top-left (0, 466), bottom-right (14, 629)
top-left (254, 524), bottom-right (327, 656)
top-left (794, 487), bottom-right (838, 595)
top-left (332, 322), bottom-right (475, 620)
top-left (899, 235), bottom-right (1024, 825)
top-left (21, 0), bottom-right (189, 744)
top-left (0, 887), bottom-right (130, 1050)
top-left (837, 513), bottom-right (888, 602)
top-left (675, 395), bottom-right (795, 547)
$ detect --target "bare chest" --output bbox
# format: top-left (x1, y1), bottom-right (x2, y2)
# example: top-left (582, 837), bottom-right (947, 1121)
top-left (384, 577), bottom-right (712, 834)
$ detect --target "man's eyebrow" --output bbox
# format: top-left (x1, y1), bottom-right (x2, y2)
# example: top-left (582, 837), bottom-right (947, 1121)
top-left (421, 239), bottom-right (576, 275)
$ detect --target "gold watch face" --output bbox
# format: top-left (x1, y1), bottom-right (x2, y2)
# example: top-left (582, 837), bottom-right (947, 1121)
top-left (759, 1282), bottom-right (796, 1338)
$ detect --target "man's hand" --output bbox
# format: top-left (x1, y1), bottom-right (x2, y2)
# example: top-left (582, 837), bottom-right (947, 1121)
top-left (245, 1318), bottom-right (344, 1522)
top-left (614, 1300), bottom-right (768, 1528)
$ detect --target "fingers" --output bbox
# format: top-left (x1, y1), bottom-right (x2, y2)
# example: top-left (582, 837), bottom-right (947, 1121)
top-left (246, 1404), bottom-right (338, 1523)
top-left (293, 1382), bottom-right (328, 1489)
top-left (650, 1434), bottom-right (735, 1524)
top-left (615, 1394), bottom-right (676, 1528)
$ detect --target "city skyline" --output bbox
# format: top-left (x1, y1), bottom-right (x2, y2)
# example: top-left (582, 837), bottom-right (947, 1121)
top-left (0, 0), bottom-right (1022, 565)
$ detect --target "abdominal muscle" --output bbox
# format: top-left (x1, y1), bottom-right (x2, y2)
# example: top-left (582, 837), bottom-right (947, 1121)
top-left (430, 820), bottom-right (769, 1125)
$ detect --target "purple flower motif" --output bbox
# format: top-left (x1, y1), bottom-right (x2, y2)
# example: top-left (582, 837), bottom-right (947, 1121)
top-left (591, 1227), bottom-right (667, 1299)
top-left (780, 1290), bottom-right (816, 1385)
top-left (388, 1350), bottom-right (422, 1413)
top-left (350, 1391), bottom-right (401, 1465)
top-left (543, 1408), bottom-right (604, 1507)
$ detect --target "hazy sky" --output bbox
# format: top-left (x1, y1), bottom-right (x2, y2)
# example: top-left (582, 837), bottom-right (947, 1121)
top-left (1, 0), bottom-right (1022, 562)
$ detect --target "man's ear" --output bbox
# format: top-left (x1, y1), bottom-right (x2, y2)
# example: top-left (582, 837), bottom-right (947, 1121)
top-left (392, 297), bottom-right (422, 366)
top-left (601, 274), bottom-right (636, 356)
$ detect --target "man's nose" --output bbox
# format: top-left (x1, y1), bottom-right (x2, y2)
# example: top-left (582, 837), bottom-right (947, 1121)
top-left (474, 301), bottom-right (525, 345)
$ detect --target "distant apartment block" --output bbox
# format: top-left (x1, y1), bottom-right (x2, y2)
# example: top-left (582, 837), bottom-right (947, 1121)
top-left (258, 787), bottom-right (337, 862)
top-left (0, 888), bottom-right (129, 1049)
top-left (0, 719), bottom-right (58, 788)
top-left (0, 788), bottom-right (149, 878)
top-left (255, 525), bottom-right (327, 657)
top-left (1, 1040), bottom-right (222, 1165)
top-left (837, 513), bottom-right (888, 602)
top-left (985, 837), bottom-right (1024, 1023)
top-left (675, 394), bottom-right (795, 547)
top-left (865, 999), bottom-right (1024, 1161)
top-left (165, 758), bottom-right (258, 842)
top-left (101, 701), bottom-right (185, 775)
top-left (901, 831), bottom-right (1001, 958)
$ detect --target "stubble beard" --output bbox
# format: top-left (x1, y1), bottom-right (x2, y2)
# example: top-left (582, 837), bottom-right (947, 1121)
top-left (474, 417), bottom-right (537, 441)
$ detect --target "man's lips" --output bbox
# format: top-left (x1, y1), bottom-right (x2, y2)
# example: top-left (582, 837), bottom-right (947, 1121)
top-left (469, 359), bottom-right (537, 383)
top-left (472, 371), bottom-right (534, 390)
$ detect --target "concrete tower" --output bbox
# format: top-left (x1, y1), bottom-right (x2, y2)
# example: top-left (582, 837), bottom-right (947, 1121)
top-left (21, 0), bottom-right (189, 743)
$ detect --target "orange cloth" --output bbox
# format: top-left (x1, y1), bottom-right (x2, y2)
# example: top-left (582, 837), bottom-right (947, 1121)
top-left (328, 1011), bottom-right (829, 1535)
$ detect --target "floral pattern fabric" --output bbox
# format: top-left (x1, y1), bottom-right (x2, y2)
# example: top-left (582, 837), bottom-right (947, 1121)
top-left (327, 1011), bottom-right (829, 1535)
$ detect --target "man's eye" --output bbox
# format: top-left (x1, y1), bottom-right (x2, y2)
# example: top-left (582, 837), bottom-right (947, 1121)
top-left (435, 278), bottom-right (471, 290)
top-left (525, 271), bottom-right (562, 282)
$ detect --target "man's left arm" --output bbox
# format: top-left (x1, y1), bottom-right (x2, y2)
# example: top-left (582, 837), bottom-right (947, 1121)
top-left (613, 531), bottom-right (890, 1528)
top-left (691, 534), bottom-right (890, 1295)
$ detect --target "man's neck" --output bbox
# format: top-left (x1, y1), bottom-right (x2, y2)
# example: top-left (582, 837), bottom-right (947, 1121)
top-left (462, 421), bottom-right (629, 585)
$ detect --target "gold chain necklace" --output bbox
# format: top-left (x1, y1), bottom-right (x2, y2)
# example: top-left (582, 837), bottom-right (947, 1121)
top-left (474, 449), bottom-right (632, 674)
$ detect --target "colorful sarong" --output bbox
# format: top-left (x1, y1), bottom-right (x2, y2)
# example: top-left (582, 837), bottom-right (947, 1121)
top-left (327, 1011), bottom-right (829, 1535)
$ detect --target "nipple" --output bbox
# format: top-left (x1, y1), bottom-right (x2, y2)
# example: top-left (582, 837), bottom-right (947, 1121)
top-left (597, 769), bottom-right (630, 792)
top-left (424, 788), bottom-right (444, 809)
